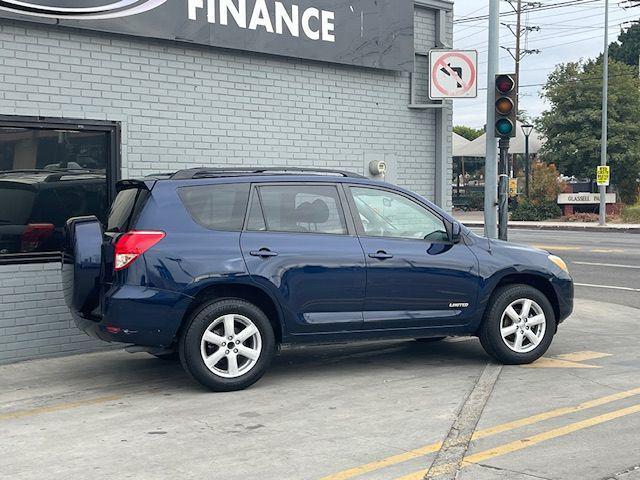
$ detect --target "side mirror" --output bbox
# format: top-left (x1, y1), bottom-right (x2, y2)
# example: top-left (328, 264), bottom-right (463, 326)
top-left (451, 222), bottom-right (462, 244)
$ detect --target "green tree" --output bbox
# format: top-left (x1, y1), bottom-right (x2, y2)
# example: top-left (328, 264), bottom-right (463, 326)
top-left (537, 59), bottom-right (640, 203)
top-left (453, 125), bottom-right (483, 141)
top-left (610, 24), bottom-right (640, 67)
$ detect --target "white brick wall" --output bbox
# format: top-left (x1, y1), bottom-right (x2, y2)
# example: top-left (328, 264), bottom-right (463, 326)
top-left (0, 4), bottom-right (451, 362)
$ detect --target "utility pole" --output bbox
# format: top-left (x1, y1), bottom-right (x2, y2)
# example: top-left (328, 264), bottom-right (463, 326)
top-left (514, 0), bottom-right (522, 89)
top-left (484, 0), bottom-right (500, 239)
top-left (599, 0), bottom-right (609, 226)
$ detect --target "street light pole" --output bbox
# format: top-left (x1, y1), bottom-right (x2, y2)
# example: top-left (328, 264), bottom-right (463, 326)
top-left (599, 0), bottom-right (609, 226)
top-left (524, 135), bottom-right (530, 197)
top-left (521, 123), bottom-right (534, 197)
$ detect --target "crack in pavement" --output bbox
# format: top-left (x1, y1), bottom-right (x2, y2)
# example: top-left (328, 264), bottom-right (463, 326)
top-left (474, 462), bottom-right (558, 480)
top-left (423, 363), bottom-right (503, 480)
top-left (599, 464), bottom-right (640, 480)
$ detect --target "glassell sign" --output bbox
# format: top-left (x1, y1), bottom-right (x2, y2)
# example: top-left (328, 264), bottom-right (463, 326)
top-left (0, 0), bottom-right (414, 71)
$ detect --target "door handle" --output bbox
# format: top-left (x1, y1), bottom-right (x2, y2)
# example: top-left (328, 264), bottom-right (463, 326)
top-left (250, 248), bottom-right (279, 258)
top-left (368, 250), bottom-right (393, 260)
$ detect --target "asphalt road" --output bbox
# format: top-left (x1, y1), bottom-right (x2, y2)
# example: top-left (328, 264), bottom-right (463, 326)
top-left (471, 228), bottom-right (640, 309)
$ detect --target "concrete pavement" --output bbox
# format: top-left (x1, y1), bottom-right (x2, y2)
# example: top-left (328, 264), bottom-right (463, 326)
top-left (1, 299), bottom-right (640, 480)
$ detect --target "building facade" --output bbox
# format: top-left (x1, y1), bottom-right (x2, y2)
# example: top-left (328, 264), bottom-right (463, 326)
top-left (0, 0), bottom-right (453, 363)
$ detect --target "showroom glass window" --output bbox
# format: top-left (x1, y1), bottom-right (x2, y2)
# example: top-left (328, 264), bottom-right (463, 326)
top-left (0, 123), bottom-right (114, 261)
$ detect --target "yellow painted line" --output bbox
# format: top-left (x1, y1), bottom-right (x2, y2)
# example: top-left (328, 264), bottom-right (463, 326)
top-left (532, 245), bottom-right (580, 251)
top-left (396, 403), bottom-right (640, 480)
top-left (0, 395), bottom-right (120, 421)
top-left (318, 443), bottom-right (443, 480)
top-left (531, 245), bottom-right (625, 254)
top-left (521, 351), bottom-right (612, 369)
top-left (555, 351), bottom-right (612, 362)
top-left (521, 358), bottom-right (600, 369)
top-left (319, 387), bottom-right (640, 480)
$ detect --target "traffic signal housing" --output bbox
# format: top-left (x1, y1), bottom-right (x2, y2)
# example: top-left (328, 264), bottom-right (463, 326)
top-left (494, 74), bottom-right (517, 138)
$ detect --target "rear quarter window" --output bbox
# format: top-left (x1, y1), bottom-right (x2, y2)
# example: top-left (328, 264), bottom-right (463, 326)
top-left (107, 188), bottom-right (150, 232)
top-left (178, 183), bottom-right (250, 231)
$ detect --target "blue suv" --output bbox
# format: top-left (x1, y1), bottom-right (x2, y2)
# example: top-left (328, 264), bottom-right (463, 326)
top-left (63, 167), bottom-right (573, 391)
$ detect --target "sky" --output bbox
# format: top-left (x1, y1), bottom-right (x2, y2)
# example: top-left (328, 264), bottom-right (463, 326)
top-left (451, 0), bottom-right (638, 128)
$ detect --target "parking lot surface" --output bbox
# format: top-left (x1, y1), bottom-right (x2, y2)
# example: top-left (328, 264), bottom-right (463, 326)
top-left (2, 298), bottom-right (639, 480)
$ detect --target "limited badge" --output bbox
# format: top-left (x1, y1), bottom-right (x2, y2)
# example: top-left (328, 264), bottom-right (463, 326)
top-left (449, 302), bottom-right (469, 308)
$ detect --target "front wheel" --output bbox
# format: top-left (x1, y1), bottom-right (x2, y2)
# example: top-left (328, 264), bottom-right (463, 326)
top-left (479, 284), bottom-right (555, 364)
top-left (179, 298), bottom-right (276, 392)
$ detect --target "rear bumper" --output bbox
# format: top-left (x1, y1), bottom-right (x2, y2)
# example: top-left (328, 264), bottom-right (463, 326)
top-left (551, 276), bottom-right (574, 324)
top-left (72, 285), bottom-right (193, 347)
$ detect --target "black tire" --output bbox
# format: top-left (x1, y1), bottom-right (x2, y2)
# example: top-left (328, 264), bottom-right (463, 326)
top-left (479, 284), bottom-right (555, 365)
top-left (179, 298), bottom-right (276, 392)
top-left (415, 337), bottom-right (447, 343)
top-left (150, 351), bottom-right (179, 361)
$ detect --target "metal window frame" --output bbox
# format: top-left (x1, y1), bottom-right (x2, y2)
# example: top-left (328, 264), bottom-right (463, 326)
top-left (0, 115), bottom-right (121, 265)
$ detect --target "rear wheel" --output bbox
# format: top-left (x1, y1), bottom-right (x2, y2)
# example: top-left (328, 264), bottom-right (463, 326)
top-left (179, 298), bottom-right (275, 392)
top-left (479, 284), bottom-right (555, 364)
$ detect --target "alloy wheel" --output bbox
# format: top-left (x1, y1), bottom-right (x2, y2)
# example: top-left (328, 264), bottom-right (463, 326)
top-left (200, 314), bottom-right (262, 378)
top-left (499, 298), bottom-right (546, 354)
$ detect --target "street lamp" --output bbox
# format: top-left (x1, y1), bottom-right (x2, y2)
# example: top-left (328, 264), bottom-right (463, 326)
top-left (521, 123), bottom-right (534, 197)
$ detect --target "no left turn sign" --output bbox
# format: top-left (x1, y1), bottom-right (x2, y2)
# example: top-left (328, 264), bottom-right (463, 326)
top-left (429, 50), bottom-right (478, 99)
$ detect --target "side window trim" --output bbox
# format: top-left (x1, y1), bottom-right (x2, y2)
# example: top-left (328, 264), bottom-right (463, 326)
top-left (243, 181), bottom-right (354, 236)
top-left (242, 184), bottom-right (267, 232)
top-left (345, 184), bottom-right (449, 242)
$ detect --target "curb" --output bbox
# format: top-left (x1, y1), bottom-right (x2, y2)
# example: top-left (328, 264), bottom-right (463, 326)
top-left (461, 221), bottom-right (640, 233)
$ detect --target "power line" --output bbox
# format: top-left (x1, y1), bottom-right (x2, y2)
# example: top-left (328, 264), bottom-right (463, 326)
top-left (477, 72), bottom-right (638, 90)
top-left (456, 11), bottom-right (633, 51)
top-left (454, 0), bottom-right (603, 24)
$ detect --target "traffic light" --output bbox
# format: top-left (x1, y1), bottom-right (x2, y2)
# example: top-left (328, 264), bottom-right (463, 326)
top-left (494, 74), bottom-right (517, 138)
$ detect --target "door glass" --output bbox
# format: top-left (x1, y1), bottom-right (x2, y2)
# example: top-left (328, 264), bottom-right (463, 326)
top-left (0, 126), bottom-right (110, 257)
top-left (258, 185), bottom-right (347, 235)
top-left (350, 187), bottom-right (448, 241)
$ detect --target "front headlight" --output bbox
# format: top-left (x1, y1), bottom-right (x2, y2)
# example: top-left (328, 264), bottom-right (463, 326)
top-left (549, 254), bottom-right (568, 273)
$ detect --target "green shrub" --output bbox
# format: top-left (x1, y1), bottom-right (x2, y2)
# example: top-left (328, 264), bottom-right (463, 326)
top-left (622, 203), bottom-right (640, 223)
top-left (466, 193), bottom-right (484, 211)
top-left (511, 199), bottom-right (561, 221)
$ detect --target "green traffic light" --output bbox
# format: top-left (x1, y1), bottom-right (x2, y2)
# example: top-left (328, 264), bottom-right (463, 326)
top-left (496, 119), bottom-right (513, 136)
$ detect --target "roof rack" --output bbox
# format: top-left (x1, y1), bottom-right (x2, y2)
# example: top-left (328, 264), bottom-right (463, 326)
top-left (170, 167), bottom-right (365, 180)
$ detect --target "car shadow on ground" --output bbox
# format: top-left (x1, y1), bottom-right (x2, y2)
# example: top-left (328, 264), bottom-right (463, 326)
top-left (56, 338), bottom-right (491, 395)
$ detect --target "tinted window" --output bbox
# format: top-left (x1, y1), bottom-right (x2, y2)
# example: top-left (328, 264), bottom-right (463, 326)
top-left (107, 188), bottom-right (149, 233)
top-left (258, 185), bottom-right (347, 235)
top-left (0, 187), bottom-right (35, 225)
top-left (179, 183), bottom-right (250, 231)
top-left (0, 126), bottom-right (111, 258)
top-left (350, 187), bottom-right (448, 241)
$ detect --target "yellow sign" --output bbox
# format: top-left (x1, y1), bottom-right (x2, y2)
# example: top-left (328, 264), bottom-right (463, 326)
top-left (596, 166), bottom-right (610, 186)
top-left (509, 178), bottom-right (518, 197)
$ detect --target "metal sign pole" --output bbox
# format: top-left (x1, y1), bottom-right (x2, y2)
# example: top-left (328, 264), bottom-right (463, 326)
top-left (484, 0), bottom-right (500, 239)
top-left (599, 0), bottom-right (609, 226)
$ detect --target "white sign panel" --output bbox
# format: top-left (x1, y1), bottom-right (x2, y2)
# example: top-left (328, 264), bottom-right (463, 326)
top-left (557, 193), bottom-right (617, 205)
top-left (429, 50), bottom-right (478, 99)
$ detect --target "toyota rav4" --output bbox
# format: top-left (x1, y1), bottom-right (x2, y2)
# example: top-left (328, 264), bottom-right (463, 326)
top-left (63, 167), bottom-right (573, 391)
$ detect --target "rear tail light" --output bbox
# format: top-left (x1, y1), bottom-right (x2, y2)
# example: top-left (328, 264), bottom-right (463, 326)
top-left (21, 223), bottom-right (54, 252)
top-left (114, 231), bottom-right (165, 271)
